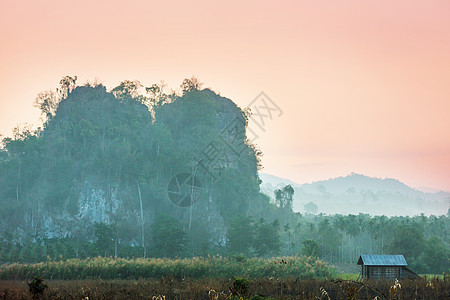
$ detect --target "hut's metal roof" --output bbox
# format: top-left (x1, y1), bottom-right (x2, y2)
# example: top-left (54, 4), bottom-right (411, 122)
top-left (357, 255), bottom-right (407, 266)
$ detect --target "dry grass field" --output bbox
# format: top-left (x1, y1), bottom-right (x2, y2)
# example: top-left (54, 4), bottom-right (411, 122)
top-left (0, 276), bottom-right (449, 299)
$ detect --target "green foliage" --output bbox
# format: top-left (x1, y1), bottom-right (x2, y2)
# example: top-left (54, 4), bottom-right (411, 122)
top-left (0, 256), bottom-right (335, 280)
top-left (302, 239), bottom-right (319, 257)
top-left (187, 221), bottom-right (211, 256)
top-left (423, 236), bottom-right (449, 274)
top-left (230, 277), bottom-right (250, 297)
top-left (274, 184), bottom-right (294, 211)
top-left (180, 76), bottom-right (203, 95)
top-left (317, 218), bottom-right (341, 257)
top-left (111, 80), bottom-right (145, 103)
top-left (151, 214), bottom-right (187, 258)
top-left (94, 222), bottom-right (116, 257)
top-left (27, 276), bottom-right (47, 299)
top-left (386, 223), bottom-right (426, 271)
top-left (254, 219), bottom-right (281, 257)
top-left (227, 215), bottom-right (255, 255)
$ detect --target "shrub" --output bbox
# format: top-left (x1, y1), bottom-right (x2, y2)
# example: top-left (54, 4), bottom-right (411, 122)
top-left (231, 277), bottom-right (250, 297)
top-left (27, 276), bottom-right (47, 299)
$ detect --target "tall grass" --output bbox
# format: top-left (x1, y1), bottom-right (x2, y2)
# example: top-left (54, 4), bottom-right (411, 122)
top-left (0, 256), bottom-right (335, 280)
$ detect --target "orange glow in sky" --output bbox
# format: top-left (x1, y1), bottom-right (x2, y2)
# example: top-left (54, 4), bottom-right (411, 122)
top-left (1, 0), bottom-right (449, 191)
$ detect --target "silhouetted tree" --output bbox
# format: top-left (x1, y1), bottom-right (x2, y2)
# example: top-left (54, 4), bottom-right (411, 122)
top-left (180, 76), bottom-right (203, 95)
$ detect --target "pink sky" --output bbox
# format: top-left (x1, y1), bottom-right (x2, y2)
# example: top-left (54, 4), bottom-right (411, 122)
top-left (1, 0), bottom-right (449, 191)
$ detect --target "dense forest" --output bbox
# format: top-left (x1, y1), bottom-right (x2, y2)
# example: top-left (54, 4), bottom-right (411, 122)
top-left (0, 77), bottom-right (448, 275)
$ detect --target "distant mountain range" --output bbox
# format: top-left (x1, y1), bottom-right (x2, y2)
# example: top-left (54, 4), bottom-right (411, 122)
top-left (259, 173), bottom-right (449, 216)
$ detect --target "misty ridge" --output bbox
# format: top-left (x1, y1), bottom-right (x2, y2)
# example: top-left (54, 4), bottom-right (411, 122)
top-left (260, 173), bottom-right (450, 216)
top-left (0, 76), bottom-right (448, 275)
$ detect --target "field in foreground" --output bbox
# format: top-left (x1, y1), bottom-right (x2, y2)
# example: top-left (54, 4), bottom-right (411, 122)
top-left (1, 277), bottom-right (449, 299)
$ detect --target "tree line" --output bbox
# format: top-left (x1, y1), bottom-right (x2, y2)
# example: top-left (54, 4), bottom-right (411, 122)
top-left (0, 210), bottom-right (447, 274)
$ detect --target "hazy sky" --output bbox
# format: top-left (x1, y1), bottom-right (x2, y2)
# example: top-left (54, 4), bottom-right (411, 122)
top-left (1, 0), bottom-right (449, 191)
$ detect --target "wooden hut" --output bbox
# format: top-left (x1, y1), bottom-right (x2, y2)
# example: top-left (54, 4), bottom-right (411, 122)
top-left (357, 255), bottom-right (421, 279)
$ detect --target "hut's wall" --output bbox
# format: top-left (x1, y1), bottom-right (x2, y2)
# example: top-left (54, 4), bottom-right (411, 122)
top-left (366, 266), bottom-right (400, 279)
top-left (385, 266), bottom-right (400, 279)
top-left (402, 267), bottom-right (421, 279)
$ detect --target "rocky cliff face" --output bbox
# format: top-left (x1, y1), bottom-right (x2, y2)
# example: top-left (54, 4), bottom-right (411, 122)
top-left (0, 85), bottom-right (261, 245)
